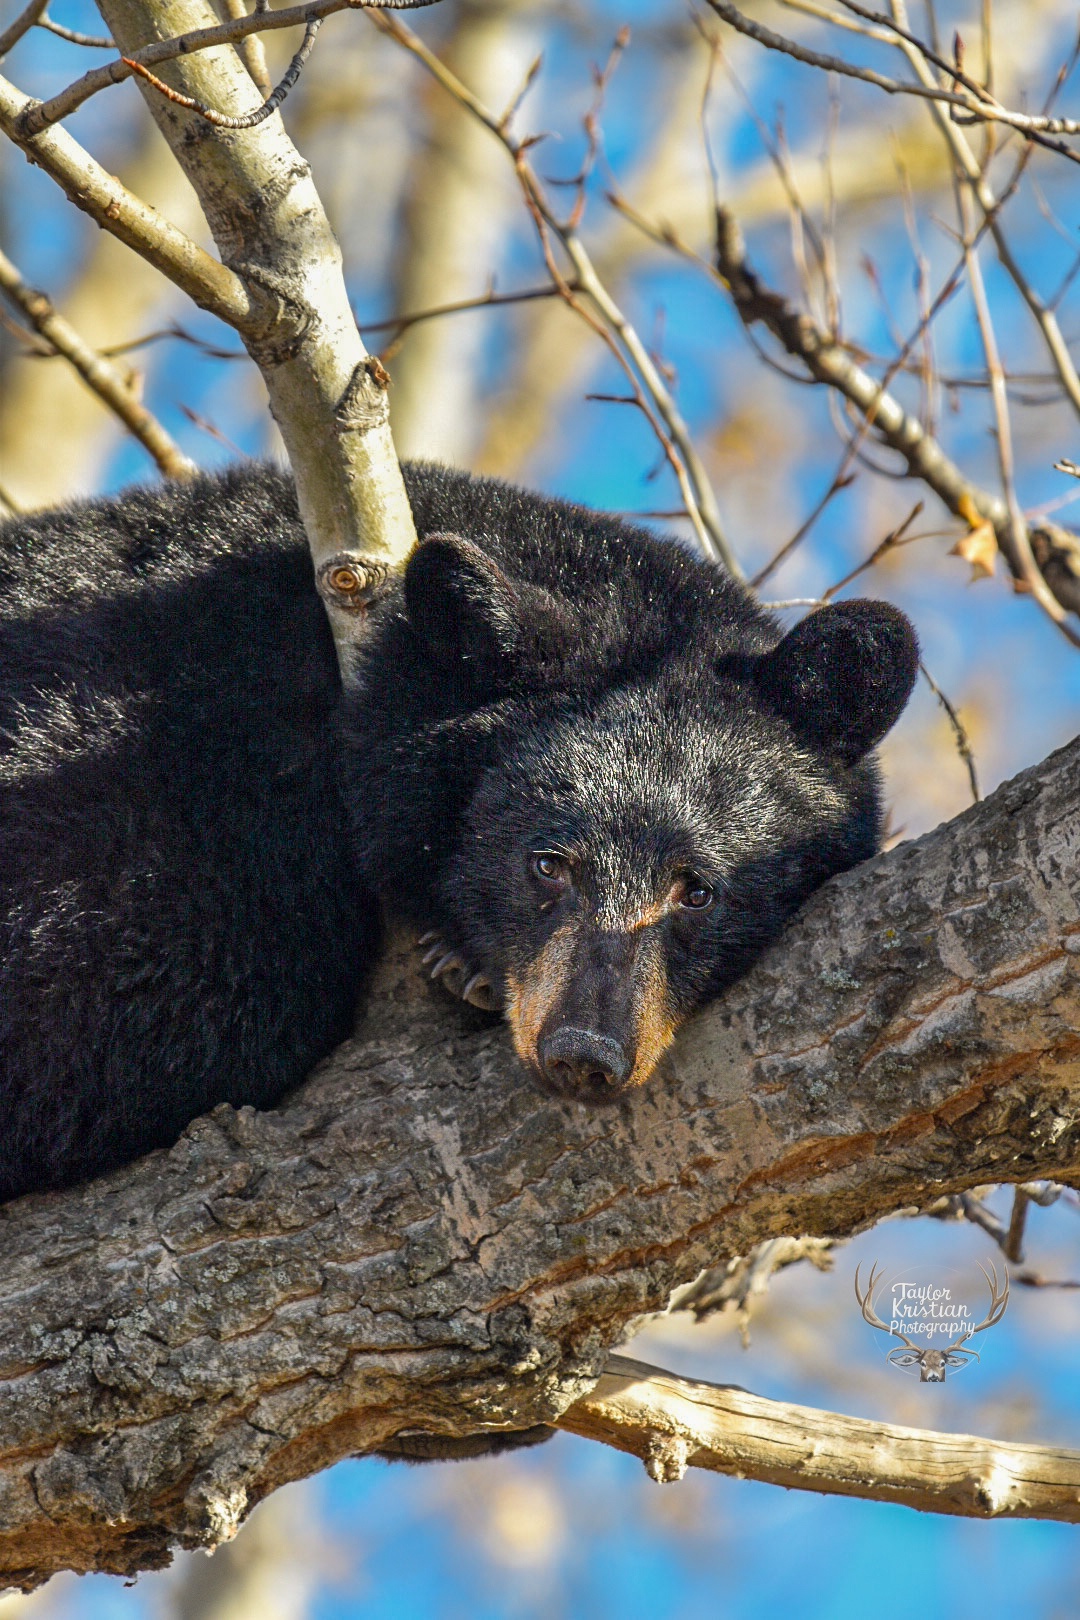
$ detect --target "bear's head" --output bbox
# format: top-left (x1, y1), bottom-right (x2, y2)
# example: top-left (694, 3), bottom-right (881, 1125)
top-left (403, 533), bottom-right (918, 1103)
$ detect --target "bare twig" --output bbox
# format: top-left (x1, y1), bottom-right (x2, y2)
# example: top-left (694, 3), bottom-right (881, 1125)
top-left (750, 471), bottom-right (857, 587)
top-left (712, 205), bottom-right (1080, 637)
top-left (957, 185), bottom-right (1077, 642)
top-left (15, 0), bottom-right (440, 137)
top-left (821, 499), bottom-right (923, 599)
top-left (887, 0), bottom-right (1080, 423)
top-left (122, 14), bottom-right (321, 128)
top-left (371, 9), bottom-right (740, 575)
top-left (0, 247), bottom-right (198, 482)
top-left (367, 281), bottom-right (574, 343)
top-left (919, 662), bottom-right (980, 803)
top-left (706, 0), bottom-right (1080, 161)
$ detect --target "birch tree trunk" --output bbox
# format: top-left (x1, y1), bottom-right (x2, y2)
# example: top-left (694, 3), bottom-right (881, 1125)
top-left (91, 0), bottom-right (419, 663)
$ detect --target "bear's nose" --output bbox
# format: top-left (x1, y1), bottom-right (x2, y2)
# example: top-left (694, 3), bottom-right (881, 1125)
top-left (539, 1027), bottom-right (630, 1099)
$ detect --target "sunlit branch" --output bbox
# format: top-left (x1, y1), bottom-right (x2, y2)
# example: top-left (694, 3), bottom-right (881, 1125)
top-left (706, 0), bottom-right (1080, 162)
top-left (0, 247), bottom-right (198, 482)
top-left (712, 205), bottom-right (1080, 637)
top-left (15, 0), bottom-right (439, 137)
top-left (559, 1355), bottom-right (1080, 1519)
top-left (0, 71), bottom-right (252, 328)
top-left (371, 8), bottom-right (740, 576)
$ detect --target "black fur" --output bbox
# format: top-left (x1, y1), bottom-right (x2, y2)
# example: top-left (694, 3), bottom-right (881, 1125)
top-left (0, 463), bottom-right (917, 1201)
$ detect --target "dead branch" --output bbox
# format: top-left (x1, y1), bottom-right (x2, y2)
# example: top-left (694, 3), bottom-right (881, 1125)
top-left (559, 1354), bottom-right (1080, 1518)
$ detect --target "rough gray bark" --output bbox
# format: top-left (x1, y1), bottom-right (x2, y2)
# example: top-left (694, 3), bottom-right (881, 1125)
top-left (1, 736), bottom-right (1078, 1592)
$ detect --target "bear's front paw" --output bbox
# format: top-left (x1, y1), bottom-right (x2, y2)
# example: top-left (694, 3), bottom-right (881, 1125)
top-left (418, 932), bottom-right (502, 1011)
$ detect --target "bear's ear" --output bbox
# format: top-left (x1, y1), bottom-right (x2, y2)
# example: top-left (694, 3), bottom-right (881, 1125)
top-left (752, 600), bottom-right (919, 765)
top-left (404, 532), bottom-right (530, 687)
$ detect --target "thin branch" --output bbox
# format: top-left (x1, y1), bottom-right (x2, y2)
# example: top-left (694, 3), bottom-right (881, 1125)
top-left (0, 247), bottom-right (198, 482)
top-left (559, 1354), bottom-right (1080, 1519)
top-left (919, 662), bottom-right (980, 803)
top-left (371, 9), bottom-right (741, 576)
top-left (121, 14), bottom-right (321, 128)
top-left (0, 0), bottom-right (47, 60)
top-left (15, 0), bottom-right (439, 136)
top-left (751, 471), bottom-right (856, 588)
top-left (39, 13), bottom-right (114, 47)
top-left (712, 205), bottom-right (1080, 638)
top-left (366, 281), bottom-right (574, 341)
top-left (887, 0), bottom-right (1080, 423)
top-left (958, 184), bottom-right (1075, 641)
top-left (705, 0), bottom-right (1080, 162)
top-left (0, 71), bottom-right (252, 329)
top-left (821, 498), bottom-right (923, 599)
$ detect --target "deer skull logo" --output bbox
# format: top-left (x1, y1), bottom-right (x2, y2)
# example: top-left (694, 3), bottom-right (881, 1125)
top-left (854, 1261), bottom-right (1009, 1382)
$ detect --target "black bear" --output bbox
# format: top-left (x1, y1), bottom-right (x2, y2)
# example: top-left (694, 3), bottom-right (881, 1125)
top-left (0, 463), bottom-right (917, 1202)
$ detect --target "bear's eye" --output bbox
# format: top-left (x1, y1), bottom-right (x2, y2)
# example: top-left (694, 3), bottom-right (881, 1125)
top-left (532, 852), bottom-right (569, 886)
top-left (678, 876), bottom-right (715, 911)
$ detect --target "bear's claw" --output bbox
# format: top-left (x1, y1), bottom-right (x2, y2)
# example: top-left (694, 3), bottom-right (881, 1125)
top-left (416, 933), bottom-right (501, 1011)
top-left (462, 972), bottom-right (500, 1012)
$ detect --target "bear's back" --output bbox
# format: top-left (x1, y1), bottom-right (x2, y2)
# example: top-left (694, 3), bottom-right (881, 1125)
top-left (0, 466), bottom-right (368, 1200)
top-left (404, 462), bottom-right (776, 681)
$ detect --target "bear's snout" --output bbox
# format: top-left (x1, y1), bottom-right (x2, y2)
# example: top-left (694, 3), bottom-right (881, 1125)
top-left (504, 920), bottom-right (679, 1101)
top-left (538, 1026), bottom-right (630, 1102)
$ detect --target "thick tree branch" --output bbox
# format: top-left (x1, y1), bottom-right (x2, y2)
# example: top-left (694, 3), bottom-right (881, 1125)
top-left (3, 0), bottom-right (430, 663)
top-left (1, 735), bottom-right (1078, 1591)
top-left (559, 1355), bottom-right (1080, 1519)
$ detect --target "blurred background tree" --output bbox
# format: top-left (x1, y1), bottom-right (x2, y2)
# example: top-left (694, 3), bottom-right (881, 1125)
top-left (2, 0), bottom-right (1080, 1613)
